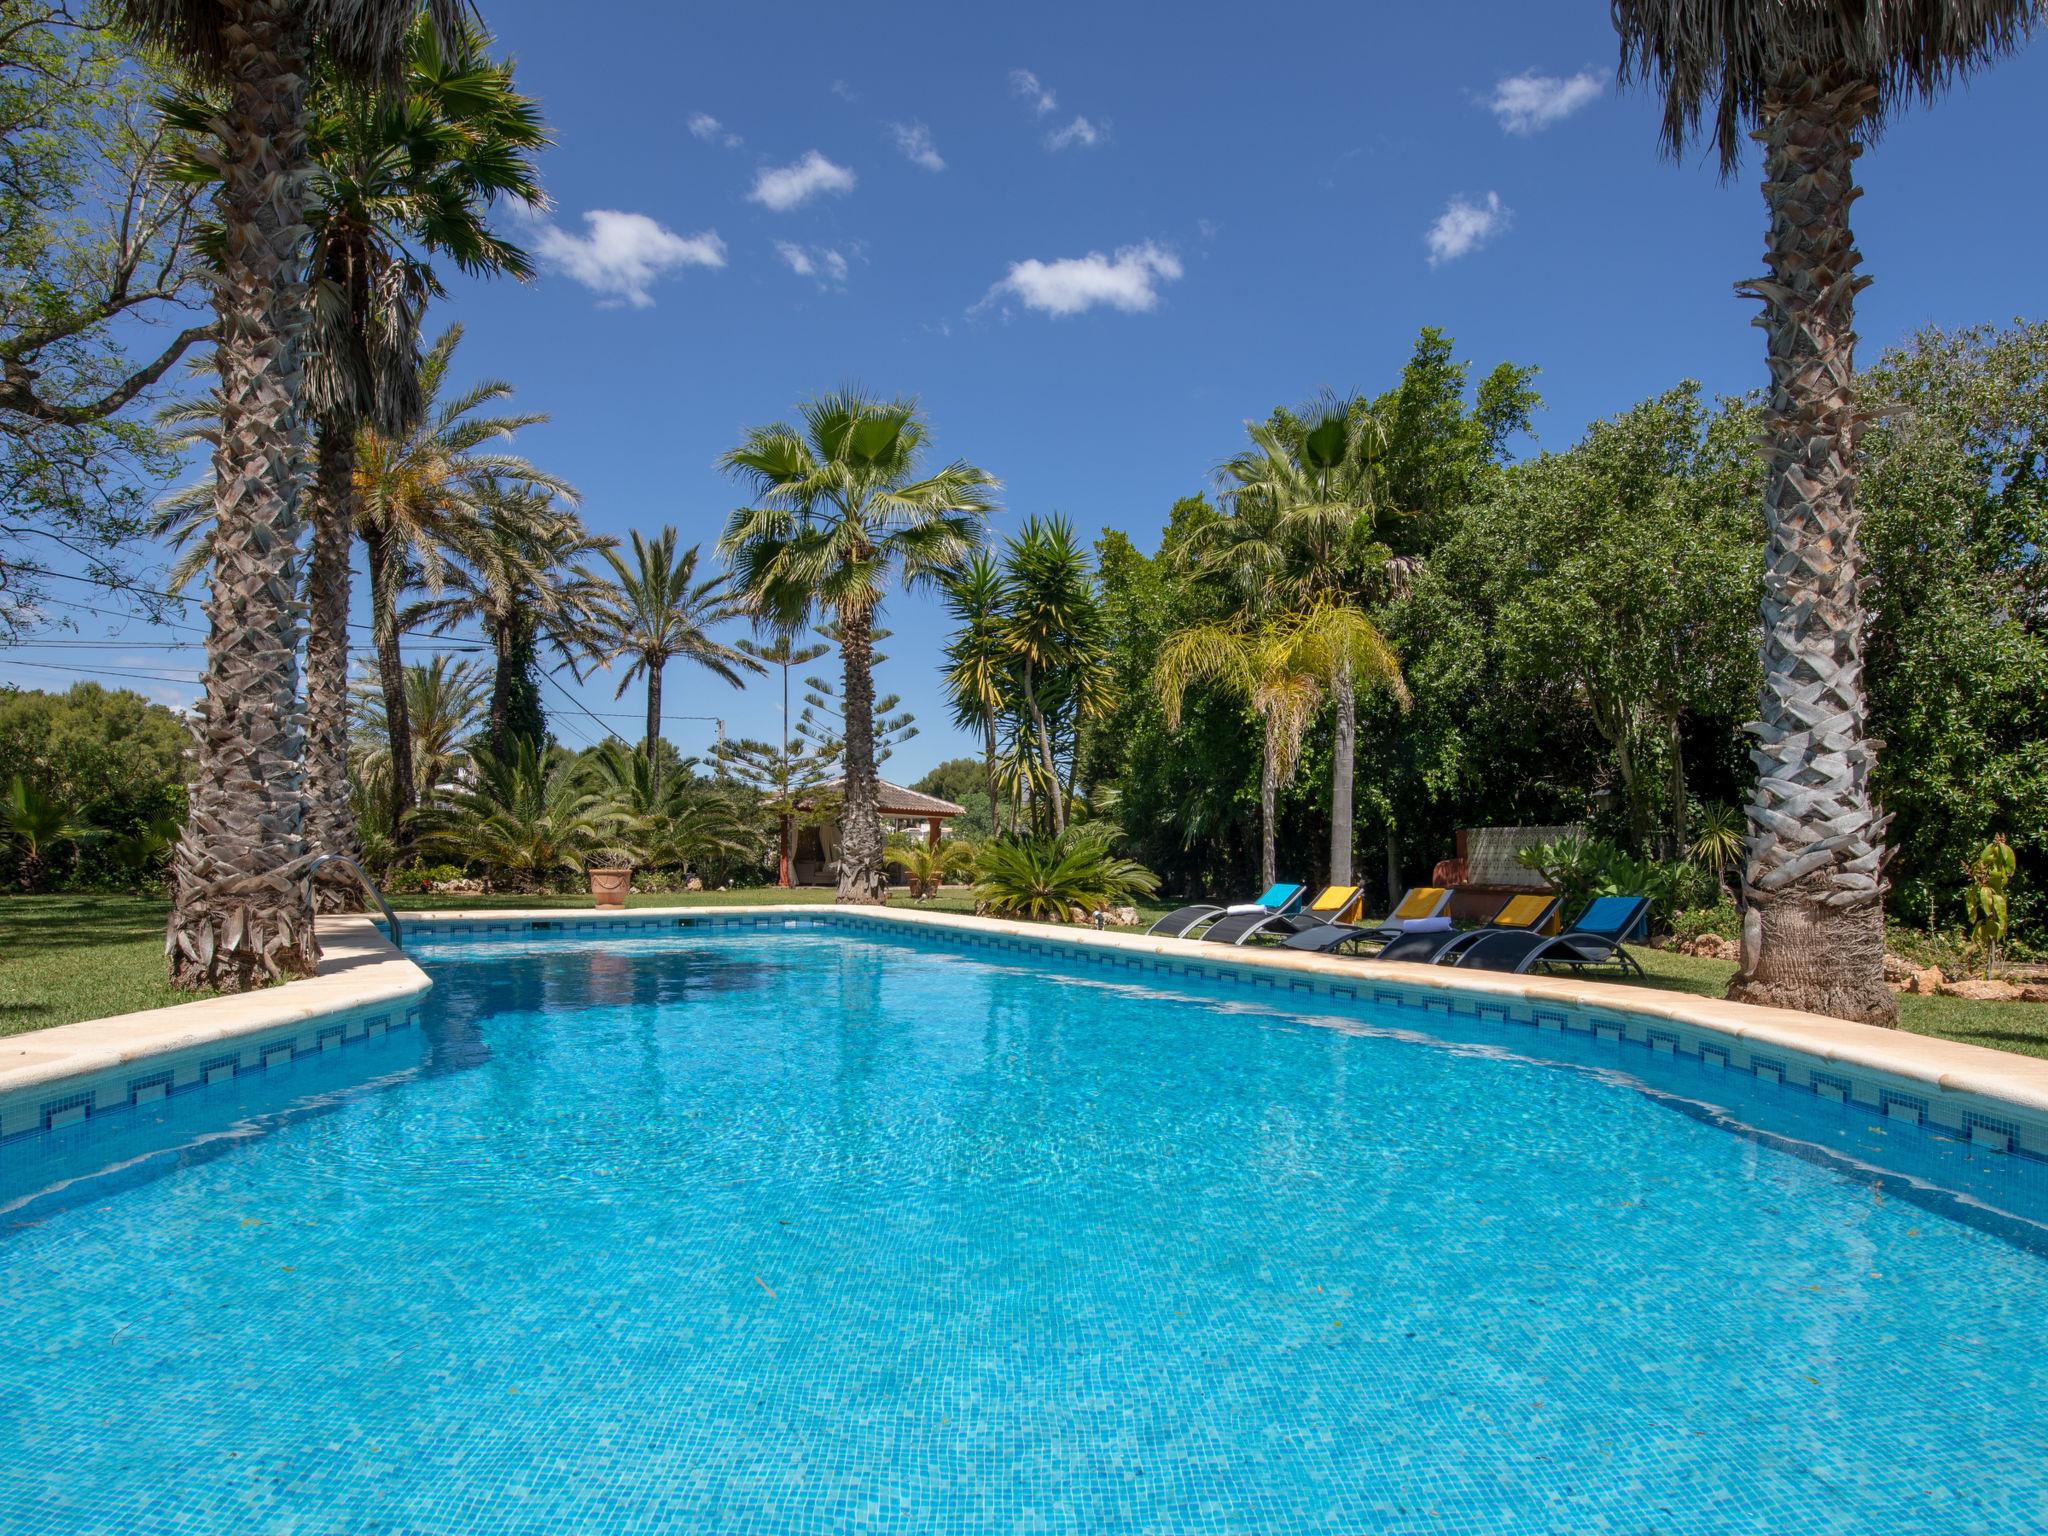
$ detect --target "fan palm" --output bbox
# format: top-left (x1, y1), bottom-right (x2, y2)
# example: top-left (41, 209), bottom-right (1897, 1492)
top-left (999, 516), bottom-right (1110, 835)
top-left (2, 777), bottom-right (95, 892)
top-left (1155, 602), bottom-right (1408, 892)
top-left (718, 388), bottom-right (999, 903)
top-left (591, 528), bottom-right (762, 785)
top-left (1211, 394), bottom-right (1394, 886)
top-left (886, 836), bottom-right (978, 899)
top-left (353, 323), bottom-right (572, 838)
top-left (1613, 0), bottom-right (2039, 1024)
top-left (117, 0), bottom-right (461, 990)
top-left (941, 552), bottom-right (1013, 829)
top-left (410, 479), bottom-right (613, 758)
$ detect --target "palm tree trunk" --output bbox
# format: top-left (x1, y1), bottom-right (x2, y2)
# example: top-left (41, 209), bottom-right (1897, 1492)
top-left (362, 520), bottom-right (416, 843)
top-left (1729, 66), bottom-right (1896, 1026)
top-left (304, 420), bottom-right (361, 911)
top-left (982, 710), bottom-right (1000, 834)
top-left (644, 657), bottom-right (664, 788)
top-left (1665, 712), bottom-right (1687, 862)
top-left (488, 613), bottom-right (515, 760)
top-left (1258, 717), bottom-right (1279, 892)
top-left (1020, 660), bottom-right (1065, 833)
top-left (1330, 656), bottom-right (1356, 886)
top-left (834, 604), bottom-right (886, 902)
top-left (166, 0), bottom-right (317, 992)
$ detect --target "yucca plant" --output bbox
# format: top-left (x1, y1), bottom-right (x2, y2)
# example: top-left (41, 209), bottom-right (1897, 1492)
top-left (972, 826), bottom-right (1158, 924)
top-left (886, 837), bottom-right (978, 899)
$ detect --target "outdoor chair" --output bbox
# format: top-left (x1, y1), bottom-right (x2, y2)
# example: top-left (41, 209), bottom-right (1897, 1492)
top-left (1203, 885), bottom-right (1365, 945)
top-left (1452, 895), bottom-right (1652, 977)
top-left (1147, 882), bottom-right (1304, 939)
top-left (1276, 886), bottom-right (1453, 955)
top-left (1396, 893), bottom-right (1565, 966)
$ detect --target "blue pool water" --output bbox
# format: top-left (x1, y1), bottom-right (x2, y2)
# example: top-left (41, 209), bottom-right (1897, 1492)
top-left (4, 924), bottom-right (2047, 1535)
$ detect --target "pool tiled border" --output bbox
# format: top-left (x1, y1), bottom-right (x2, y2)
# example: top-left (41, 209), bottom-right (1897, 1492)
top-left (6, 903), bottom-right (2048, 1165)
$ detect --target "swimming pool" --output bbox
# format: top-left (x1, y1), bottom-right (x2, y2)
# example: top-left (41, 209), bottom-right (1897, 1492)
top-left (4, 915), bottom-right (2045, 1534)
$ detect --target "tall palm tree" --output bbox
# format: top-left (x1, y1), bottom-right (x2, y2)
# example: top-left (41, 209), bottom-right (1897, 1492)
top-left (117, 0), bottom-right (459, 990)
top-left (1212, 394), bottom-right (1392, 887)
top-left (1154, 602), bottom-right (1408, 891)
top-left (592, 528), bottom-right (762, 785)
top-left (1613, 0), bottom-right (2039, 1024)
top-left (410, 479), bottom-right (614, 758)
top-left (294, 14), bottom-right (545, 897)
top-left (941, 551), bottom-right (1012, 829)
top-left (719, 389), bottom-right (1000, 903)
top-left (349, 654), bottom-right (491, 814)
top-left (353, 323), bottom-right (571, 840)
top-left (999, 515), bottom-right (1110, 834)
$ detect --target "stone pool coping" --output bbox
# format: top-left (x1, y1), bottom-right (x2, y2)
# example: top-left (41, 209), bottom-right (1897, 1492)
top-left (5, 902), bottom-right (2047, 1123)
top-left (0, 915), bottom-right (429, 1101)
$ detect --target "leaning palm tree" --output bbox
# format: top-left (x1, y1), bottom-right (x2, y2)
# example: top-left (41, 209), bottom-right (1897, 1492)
top-left (1155, 602), bottom-right (1408, 892)
top-left (118, 0), bottom-right (461, 989)
top-left (1613, 0), bottom-right (2039, 1024)
top-left (410, 479), bottom-right (614, 758)
top-left (719, 389), bottom-right (1000, 902)
top-left (293, 14), bottom-right (545, 896)
top-left (591, 528), bottom-right (762, 785)
top-left (353, 324), bottom-right (572, 839)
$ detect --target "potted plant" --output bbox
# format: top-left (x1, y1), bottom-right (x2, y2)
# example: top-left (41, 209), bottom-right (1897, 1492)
top-left (587, 849), bottom-right (635, 909)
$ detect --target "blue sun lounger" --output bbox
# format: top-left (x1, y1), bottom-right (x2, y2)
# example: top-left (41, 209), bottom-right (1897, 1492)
top-left (1453, 895), bottom-right (1652, 977)
top-left (1146, 882), bottom-right (1305, 939)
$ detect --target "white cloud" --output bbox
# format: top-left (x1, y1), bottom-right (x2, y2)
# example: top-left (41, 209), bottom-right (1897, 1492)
top-left (746, 150), bottom-right (857, 212)
top-left (830, 79), bottom-right (857, 103)
top-left (1424, 192), bottom-right (1508, 266)
top-left (775, 241), bottom-right (850, 287)
top-left (1009, 68), bottom-right (1057, 115)
top-left (990, 242), bottom-right (1183, 317)
top-left (1487, 70), bottom-right (1600, 134)
top-left (1046, 115), bottom-right (1102, 151)
top-left (687, 111), bottom-right (742, 148)
top-left (888, 120), bottom-right (945, 172)
top-left (527, 208), bottom-right (727, 307)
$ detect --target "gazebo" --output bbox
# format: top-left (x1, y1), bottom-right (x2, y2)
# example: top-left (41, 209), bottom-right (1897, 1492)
top-left (781, 778), bottom-right (966, 887)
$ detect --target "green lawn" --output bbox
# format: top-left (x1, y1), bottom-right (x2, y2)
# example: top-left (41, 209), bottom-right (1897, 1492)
top-left (4, 891), bottom-right (2045, 1059)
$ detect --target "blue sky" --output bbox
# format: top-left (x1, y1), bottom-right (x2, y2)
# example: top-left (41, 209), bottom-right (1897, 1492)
top-left (11, 1), bottom-right (2044, 779)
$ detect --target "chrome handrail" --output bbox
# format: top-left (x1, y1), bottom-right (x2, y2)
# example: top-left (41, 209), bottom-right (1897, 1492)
top-left (308, 852), bottom-right (404, 951)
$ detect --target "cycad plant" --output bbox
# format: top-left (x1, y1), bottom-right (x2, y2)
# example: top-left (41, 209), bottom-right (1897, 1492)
top-left (590, 528), bottom-right (761, 784)
top-left (886, 837), bottom-right (978, 899)
top-left (720, 388), bottom-right (999, 903)
top-left (588, 742), bottom-right (760, 880)
top-left (118, 0), bottom-right (464, 989)
top-left (972, 825), bottom-right (1158, 924)
top-left (419, 741), bottom-right (623, 891)
top-left (1612, 0), bottom-right (2039, 1023)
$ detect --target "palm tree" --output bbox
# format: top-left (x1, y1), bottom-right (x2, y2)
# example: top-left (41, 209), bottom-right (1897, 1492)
top-left (591, 528), bottom-right (762, 785)
top-left (293, 14), bottom-right (545, 894)
top-left (353, 324), bottom-right (572, 839)
top-left (118, 0), bottom-right (457, 990)
top-left (1612, 0), bottom-right (2039, 1024)
top-left (999, 516), bottom-right (1110, 835)
top-left (1212, 394), bottom-right (1392, 886)
top-left (1155, 602), bottom-right (1408, 891)
top-left (719, 388), bottom-right (999, 903)
top-left (588, 742), bottom-right (760, 878)
top-left (410, 479), bottom-right (613, 758)
top-left (350, 655), bottom-right (490, 814)
top-left (941, 552), bottom-right (1012, 828)
top-left (2, 777), bottom-right (94, 892)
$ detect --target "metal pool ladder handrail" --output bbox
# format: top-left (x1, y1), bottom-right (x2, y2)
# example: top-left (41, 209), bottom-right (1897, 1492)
top-left (308, 852), bottom-right (404, 951)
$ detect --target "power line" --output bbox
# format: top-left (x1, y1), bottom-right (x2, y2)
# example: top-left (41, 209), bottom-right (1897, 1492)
top-left (1, 658), bottom-right (201, 685)
top-left (536, 667), bottom-right (628, 747)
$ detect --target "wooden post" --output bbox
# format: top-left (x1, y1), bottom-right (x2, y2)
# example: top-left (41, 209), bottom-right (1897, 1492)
top-left (778, 813), bottom-right (793, 889)
top-left (927, 816), bottom-right (941, 846)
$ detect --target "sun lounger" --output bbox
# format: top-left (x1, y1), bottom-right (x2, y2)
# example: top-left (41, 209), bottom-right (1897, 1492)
top-left (1147, 882), bottom-right (1304, 938)
top-left (1454, 895), bottom-right (1651, 977)
top-left (1205, 885), bottom-right (1365, 945)
top-left (1277, 887), bottom-right (1452, 953)
top-left (1409, 893), bottom-right (1564, 965)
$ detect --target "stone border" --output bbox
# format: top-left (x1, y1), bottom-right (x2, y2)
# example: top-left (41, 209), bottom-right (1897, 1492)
top-left (6, 902), bottom-right (2046, 1124)
top-left (0, 915), bottom-right (426, 1103)
top-left (399, 903), bottom-right (2048, 1118)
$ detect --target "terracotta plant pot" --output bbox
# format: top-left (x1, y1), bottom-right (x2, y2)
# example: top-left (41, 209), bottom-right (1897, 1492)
top-left (588, 867), bottom-right (632, 909)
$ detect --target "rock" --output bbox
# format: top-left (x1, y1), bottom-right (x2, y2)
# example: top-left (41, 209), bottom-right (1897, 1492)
top-left (1104, 905), bottom-right (1139, 928)
top-left (2021, 985), bottom-right (2048, 1005)
top-left (1881, 953), bottom-right (1919, 984)
top-left (1937, 977), bottom-right (2024, 1002)
top-left (1907, 966), bottom-right (1946, 996)
top-left (685, 875), bottom-right (704, 892)
top-left (427, 878), bottom-right (483, 895)
top-left (1677, 934), bottom-right (1738, 961)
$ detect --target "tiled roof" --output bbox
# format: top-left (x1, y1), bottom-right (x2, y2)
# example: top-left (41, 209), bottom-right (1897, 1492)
top-left (818, 778), bottom-right (965, 817)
